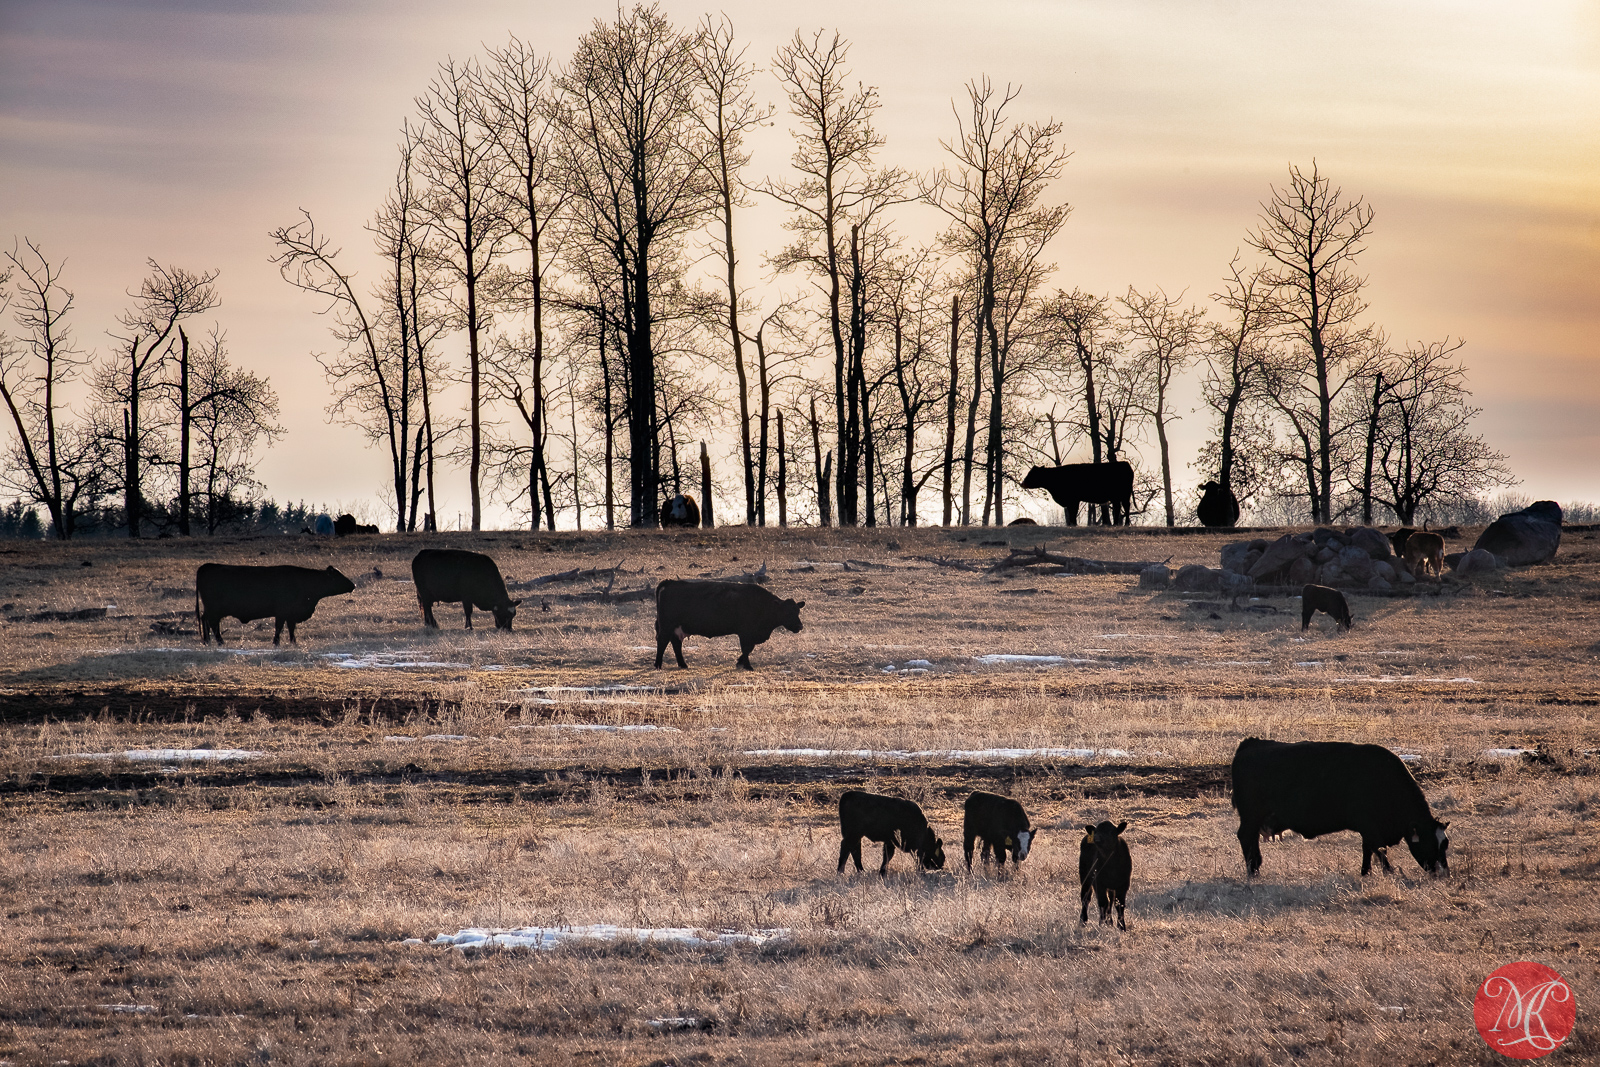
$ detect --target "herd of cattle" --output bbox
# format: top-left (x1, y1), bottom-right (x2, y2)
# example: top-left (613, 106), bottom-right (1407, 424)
top-left (189, 530), bottom-right (1454, 927)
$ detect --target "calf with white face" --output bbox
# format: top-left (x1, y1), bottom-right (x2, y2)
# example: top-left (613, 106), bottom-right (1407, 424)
top-left (962, 791), bottom-right (1036, 870)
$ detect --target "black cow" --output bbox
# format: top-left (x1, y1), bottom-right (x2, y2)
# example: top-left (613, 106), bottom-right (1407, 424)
top-left (1020, 462), bottom-right (1134, 525)
top-left (838, 790), bottom-right (946, 875)
top-left (1231, 738), bottom-right (1450, 877)
top-left (412, 549), bottom-right (521, 630)
top-left (1079, 820), bottom-right (1131, 930)
top-left (1196, 480), bottom-right (1241, 528)
top-left (1301, 584), bottom-right (1352, 631)
top-left (334, 514), bottom-right (379, 536)
top-left (660, 493), bottom-right (700, 528)
top-left (654, 579), bottom-right (803, 670)
top-left (195, 564), bottom-right (355, 646)
top-left (963, 791), bottom-right (1035, 869)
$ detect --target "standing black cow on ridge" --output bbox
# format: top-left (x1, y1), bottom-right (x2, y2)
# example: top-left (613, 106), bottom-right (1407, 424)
top-left (1231, 738), bottom-right (1450, 877)
top-left (1021, 461), bottom-right (1135, 525)
top-left (1196, 480), bottom-right (1241, 527)
top-left (411, 549), bottom-right (521, 631)
top-left (195, 564), bottom-right (356, 646)
top-left (654, 579), bottom-right (804, 670)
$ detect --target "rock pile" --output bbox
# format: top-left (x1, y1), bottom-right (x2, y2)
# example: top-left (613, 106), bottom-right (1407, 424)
top-left (1220, 527), bottom-right (1413, 593)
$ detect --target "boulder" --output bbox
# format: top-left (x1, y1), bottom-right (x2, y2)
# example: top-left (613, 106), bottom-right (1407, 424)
top-left (1455, 548), bottom-right (1505, 577)
top-left (1396, 567), bottom-right (1415, 585)
top-left (1367, 575), bottom-right (1393, 593)
top-left (1139, 564), bottom-right (1171, 590)
top-left (1313, 527), bottom-right (1342, 547)
top-left (1288, 556), bottom-right (1317, 586)
top-left (1317, 562), bottom-right (1346, 586)
top-left (1373, 560), bottom-right (1397, 582)
top-left (1248, 533), bottom-right (1315, 580)
top-left (1220, 570), bottom-right (1256, 596)
top-left (1220, 541), bottom-right (1257, 574)
top-left (1173, 564), bottom-right (1224, 592)
top-left (1338, 546), bottom-right (1377, 584)
top-left (1474, 501), bottom-right (1562, 566)
top-left (1348, 527), bottom-right (1393, 560)
top-left (1315, 545), bottom-right (1338, 565)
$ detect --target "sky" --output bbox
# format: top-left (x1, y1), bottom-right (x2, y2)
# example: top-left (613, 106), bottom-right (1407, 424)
top-left (2, 0), bottom-right (1597, 526)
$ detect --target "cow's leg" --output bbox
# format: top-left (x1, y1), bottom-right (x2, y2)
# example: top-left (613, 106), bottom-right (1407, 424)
top-left (287, 620), bottom-right (297, 645)
top-left (736, 635), bottom-right (755, 670)
top-left (879, 840), bottom-right (895, 876)
top-left (1114, 888), bottom-right (1127, 931)
top-left (963, 832), bottom-right (976, 870)
top-left (838, 837), bottom-right (856, 873)
top-left (1065, 500), bottom-right (1079, 526)
top-left (1080, 880), bottom-right (1092, 924)
top-left (462, 604), bottom-right (473, 630)
top-left (995, 842), bottom-right (1008, 868)
top-left (420, 599), bottom-right (439, 628)
top-left (654, 633), bottom-right (668, 670)
top-left (672, 629), bottom-right (687, 669)
top-left (1237, 819), bottom-right (1263, 877)
top-left (1098, 885), bottom-right (1113, 924)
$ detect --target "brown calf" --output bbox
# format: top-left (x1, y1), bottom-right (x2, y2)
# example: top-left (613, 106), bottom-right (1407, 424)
top-left (1403, 531), bottom-right (1445, 580)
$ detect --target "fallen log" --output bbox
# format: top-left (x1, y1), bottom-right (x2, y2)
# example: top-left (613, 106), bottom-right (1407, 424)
top-left (990, 545), bottom-right (1170, 575)
top-left (511, 560), bottom-right (628, 590)
top-left (913, 555), bottom-right (987, 572)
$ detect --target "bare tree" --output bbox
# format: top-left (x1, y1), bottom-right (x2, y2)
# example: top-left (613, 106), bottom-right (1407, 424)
top-left (0, 240), bottom-right (103, 538)
top-left (178, 326), bottom-right (284, 533)
top-left (1200, 256), bottom-right (1275, 507)
top-left (925, 78), bottom-right (1069, 525)
top-left (478, 36), bottom-right (568, 531)
top-left (1123, 287), bottom-right (1204, 526)
top-left (693, 15), bottom-right (772, 526)
top-left (100, 261), bottom-right (219, 537)
top-left (415, 56), bottom-right (510, 531)
top-left (1247, 161), bottom-right (1377, 522)
top-left (1035, 289), bottom-right (1126, 521)
top-left (762, 29), bottom-right (907, 526)
top-left (557, 3), bottom-right (715, 527)
top-left (1362, 340), bottom-right (1513, 523)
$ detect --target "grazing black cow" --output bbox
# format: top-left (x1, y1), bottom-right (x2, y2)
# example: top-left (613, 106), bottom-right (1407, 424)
top-left (411, 549), bottom-right (521, 631)
top-left (838, 790), bottom-right (946, 875)
top-left (660, 493), bottom-right (700, 528)
top-left (1231, 738), bottom-right (1450, 877)
top-left (962, 791), bottom-right (1035, 870)
top-left (195, 564), bottom-right (355, 646)
top-left (654, 579), bottom-right (803, 670)
top-left (1301, 584), bottom-right (1352, 632)
top-left (1020, 461), bottom-right (1135, 525)
top-left (1007, 516), bottom-right (1038, 526)
top-left (1196, 480), bottom-right (1241, 528)
top-left (334, 514), bottom-right (380, 536)
top-left (1079, 820), bottom-right (1131, 930)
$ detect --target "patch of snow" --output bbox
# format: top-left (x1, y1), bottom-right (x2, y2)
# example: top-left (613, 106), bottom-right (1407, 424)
top-left (973, 654), bottom-right (1064, 665)
top-left (1097, 634), bottom-right (1151, 639)
top-left (648, 1017), bottom-right (704, 1032)
top-left (420, 734), bottom-right (474, 741)
top-left (99, 1004), bottom-right (156, 1014)
top-left (743, 747), bottom-right (1130, 761)
top-left (1397, 754), bottom-right (1422, 763)
top-left (323, 652), bottom-right (470, 670)
top-left (883, 666), bottom-right (929, 674)
top-left (52, 748), bottom-right (260, 762)
top-left (399, 938), bottom-right (424, 946)
top-left (1294, 661), bottom-right (1323, 667)
top-left (1332, 676), bottom-right (1478, 684)
top-left (1214, 661), bottom-right (1271, 666)
top-left (384, 735), bottom-right (415, 742)
top-left (432, 924), bottom-right (788, 951)
top-left (905, 659), bottom-right (934, 668)
top-left (1484, 748), bottom-right (1535, 758)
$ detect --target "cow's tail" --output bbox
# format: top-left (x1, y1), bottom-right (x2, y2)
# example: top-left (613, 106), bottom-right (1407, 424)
top-left (194, 582), bottom-right (202, 638)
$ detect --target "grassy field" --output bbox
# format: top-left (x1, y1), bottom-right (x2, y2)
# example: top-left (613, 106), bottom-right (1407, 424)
top-left (1, 523), bottom-right (1596, 1065)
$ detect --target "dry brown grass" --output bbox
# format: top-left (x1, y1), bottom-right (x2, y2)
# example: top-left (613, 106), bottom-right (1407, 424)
top-left (1, 524), bottom-right (1598, 1065)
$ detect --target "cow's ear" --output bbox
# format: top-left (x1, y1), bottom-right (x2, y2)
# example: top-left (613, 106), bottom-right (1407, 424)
top-left (509, 598), bottom-right (523, 607)
top-left (794, 600), bottom-right (805, 610)
top-left (1083, 825), bottom-right (1095, 839)
top-left (1439, 821), bottom-right (1449, 830)
top-left (1116, 821), bottom-right (1128, 834)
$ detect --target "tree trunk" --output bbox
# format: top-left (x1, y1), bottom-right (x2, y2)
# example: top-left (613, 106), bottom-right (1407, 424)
top-left (776, 408), bottom-right (788, 527)
top-left (960, 296), bottom-right (983, 525)
top-left (699, 441), bottom-right (714, 529)
top-left (177, 328), bottom-right (192, 536)
top-left (810, 397), bottom-right (830, 527)
top-left (755, 326), bottom-right (771, 526)
top-left (942, 295), bottom-right (959, 526)
top-left (1361, 372), bottom-right (1385, 525)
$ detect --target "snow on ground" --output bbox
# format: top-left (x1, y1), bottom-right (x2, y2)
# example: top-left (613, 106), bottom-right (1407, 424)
top-left (1397, 754), bottom-right (1422, 763)
top-left (384, 734), bottom-right (475, 742)
top-left (1332, 676), bottom-right (1478, 684)
top-left (1484, 748), bottom-right (1536, 758)
top-left (430, 924), bottom-right (788, 951)
top-left (511, 723), bottom-right (679, 733)
top-left (743, 747), bottom-right (1131, 761)
top-left (51, 748), bottom-right (260, 762)
top-left (971, 654), bottom-right (1099, 666)
top-left (322, 652), bottom-right (474, 670)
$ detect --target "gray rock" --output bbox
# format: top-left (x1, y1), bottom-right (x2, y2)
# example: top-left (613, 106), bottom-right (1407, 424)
top-left (1455, 548), bottom-right (1505, 577)
top-left (1139, 564), bottom-right (1171, 590)
top-left (313, 513), bottom-right (335, 536)
top-left (1348, 527), bottom-right (1393, 559)
top-left (1288, 556), bottom-right (1317, 585)
top-left (1338, 546), bottom-right (1377, 584)
top-left (1313, 527), bottom-right (1341, 546)
top-left (1367, 575), bottom-right (1393, 593)
top-left (1315, 545), bottom-right (1338, 564)
top-left (1473, 501), bottom-right (1562, 566)
top-left (1220, 570), bottom-right (1256, 596)
top-left (1173, 564), bottom-right (1224, 592)
top-left (1317, 562), bottom-right (1346, 586)
top-left (1396, 566), bottom-right (1415, 585)
top-left (1373, 560), bottom-right (1397, 582)
top-left (1220, 541), bottom-right (1256, 573)
top-left (1248, 533), bottom-right (1315, 580)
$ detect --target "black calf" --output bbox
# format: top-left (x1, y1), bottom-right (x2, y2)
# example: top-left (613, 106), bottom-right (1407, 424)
top-left (837, 790), bottom-right (946, 875)
top-left (1078, 820), bottom-right (1131, 930)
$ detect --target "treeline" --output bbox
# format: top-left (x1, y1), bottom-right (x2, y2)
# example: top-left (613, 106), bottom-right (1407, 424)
top-left (4, 4), bottom-right (1520, 538)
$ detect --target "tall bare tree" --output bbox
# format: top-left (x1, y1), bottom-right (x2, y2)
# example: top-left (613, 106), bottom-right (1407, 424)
top-left (1036, 288), bottom-right (1125, 521)
top-left (1123, 287), bottom-right (1204, 526)
top-left (1247, 161), bottom-right (1377, 522)
top-left (557, 3), bottom-right (715, 527)
top-left (1200, 256), bottom-right (1275, 508)
top-left (176, 326), bottom-right (283, 533)
top-left (415, 56), bottom-right (510, 531)
top-left (925, 78), bottom-right (1069, 525)
top-left (478, 36), bottom-right (567, 531)
top-left (101, 261), bottom-right (219, 537)
top-left (762, 29), bottom-right (906, 526)
top-left (694, 16), bottom-right (772, 526)
top-left (0, 241), bottom-right (102, 538)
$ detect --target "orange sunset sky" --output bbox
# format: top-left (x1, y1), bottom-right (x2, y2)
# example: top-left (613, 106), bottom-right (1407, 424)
top-left (2, 0), bottom-right (1597, 525)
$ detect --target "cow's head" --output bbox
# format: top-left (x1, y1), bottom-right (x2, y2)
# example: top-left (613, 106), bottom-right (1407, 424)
top-left (1006, 825), bottom-right (1036, 862)
top-left (1199, 480), bottom-right (1221, 496)
top-left (918, 829), bottom-right (946, 871)
top-left (1388, 527), bottom-right (1417, 553)
top-left (1083, 820), bottom-right (1127, 860)
top-left (323, 567), bottom-right (356, 596)
top-left (781, 598), bottom-right (805, 633)
top-left (1406, 820), bottom-right (1450, 875)
top-left (1020, 466), bottom-right (1048, 489)
top-left (492, 598), bottom-right (522, 631)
